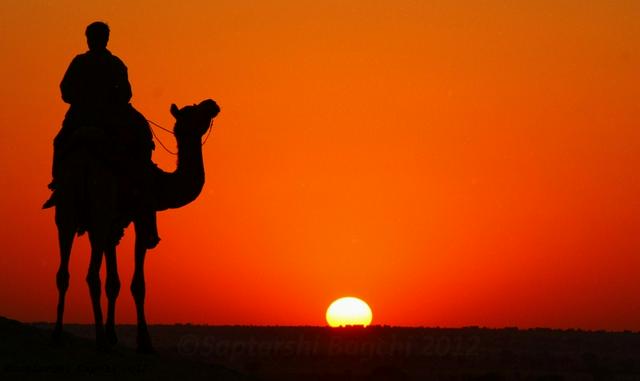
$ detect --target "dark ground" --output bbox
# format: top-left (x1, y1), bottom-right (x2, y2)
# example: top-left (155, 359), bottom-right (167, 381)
top-left (1, 316), bottom-right (639, 380)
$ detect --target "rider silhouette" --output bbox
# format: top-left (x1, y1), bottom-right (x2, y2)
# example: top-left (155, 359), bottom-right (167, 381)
top-left (52, 21), bottom-right (131, 179)
top-left (45, 22), bottom-right (160, 248)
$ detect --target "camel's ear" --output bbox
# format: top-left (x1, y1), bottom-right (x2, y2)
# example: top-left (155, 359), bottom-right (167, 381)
top-left (170, 103), bottom-right (180, 118)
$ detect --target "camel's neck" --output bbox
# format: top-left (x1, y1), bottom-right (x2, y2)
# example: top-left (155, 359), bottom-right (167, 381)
top-left (176, 134), bottom-right (204, 182)
top-left (154, 134), bottom-right (205, 211)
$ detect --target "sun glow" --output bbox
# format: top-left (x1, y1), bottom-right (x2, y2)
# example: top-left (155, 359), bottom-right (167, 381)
top-left (326, 297), bottom-right (373, 327)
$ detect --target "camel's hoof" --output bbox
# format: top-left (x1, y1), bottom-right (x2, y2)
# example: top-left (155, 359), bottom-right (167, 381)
top-left (96, 339), bottom-right (111, 353)
top-left (51, 327), bottom-right (64, 345)
top-left (96, 342), bottom-right (111, 353)
top-left (136, 342), bottom-right (155, 354)
top-left (106, 326), bottom-right (118, 346)
top-left (95, 329), bottom-right (111, 353)
top-left (137, 333), bottom-right (155, 354)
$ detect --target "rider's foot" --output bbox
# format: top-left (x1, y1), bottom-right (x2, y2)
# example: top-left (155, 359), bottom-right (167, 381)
top-left (43, 191), bottom-right (57, 209)
top-left (43, 180), bottom-right (58, 209)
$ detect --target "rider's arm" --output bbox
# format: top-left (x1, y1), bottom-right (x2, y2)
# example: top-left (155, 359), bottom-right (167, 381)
top-left (113, 57), bottom-right (132, 104)
top-left (60, 55), bottom-right (82, 104)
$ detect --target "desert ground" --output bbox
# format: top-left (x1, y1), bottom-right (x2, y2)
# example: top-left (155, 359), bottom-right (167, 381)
top-left (1, 316), bottom-right (639, 380)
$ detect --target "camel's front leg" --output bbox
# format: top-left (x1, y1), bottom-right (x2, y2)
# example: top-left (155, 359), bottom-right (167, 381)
top-left (86, 239), bottom-right (106, 350)
top-left (53, 227), bottom-right (74, 343)
top-left (104, 245), bottom-right (120, 346)
top-left (131, 221), bottom-right (153, 353)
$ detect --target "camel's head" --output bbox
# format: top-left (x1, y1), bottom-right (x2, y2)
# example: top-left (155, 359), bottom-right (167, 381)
top-left (170, 99), bottom-right (220, 138)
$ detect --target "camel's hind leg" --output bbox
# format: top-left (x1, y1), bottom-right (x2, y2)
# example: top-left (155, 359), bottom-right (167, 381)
top-left (104, 246), bottom-right (120, 346)
top-left (131, 221), bottom-right (153, 353)
top-left (86, 238), bottom-right (107, 350)
top-left (52, 227), bottom-right (74, 343)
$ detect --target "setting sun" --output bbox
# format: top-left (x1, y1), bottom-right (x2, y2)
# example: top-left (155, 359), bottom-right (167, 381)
top-left (326, 297), bottom-right (373, 327)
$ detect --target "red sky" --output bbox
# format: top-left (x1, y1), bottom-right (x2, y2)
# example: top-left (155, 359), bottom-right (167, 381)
top-left (0, 0), bottom-right (638, 329)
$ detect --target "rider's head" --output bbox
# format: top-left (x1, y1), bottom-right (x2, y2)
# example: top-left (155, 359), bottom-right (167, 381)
top-left (85, 22), bottom-right (109, 51)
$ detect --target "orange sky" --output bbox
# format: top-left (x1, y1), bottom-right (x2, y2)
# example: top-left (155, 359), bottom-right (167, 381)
top-left (0, 1), bottom-right (638, 329)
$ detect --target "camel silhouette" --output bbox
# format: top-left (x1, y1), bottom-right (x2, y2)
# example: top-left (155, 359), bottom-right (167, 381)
top-left (51, 99), bottom-right (220, 353)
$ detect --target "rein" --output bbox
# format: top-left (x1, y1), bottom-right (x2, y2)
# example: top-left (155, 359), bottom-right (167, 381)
top-left (146, 118), bottom-right (214, 156)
